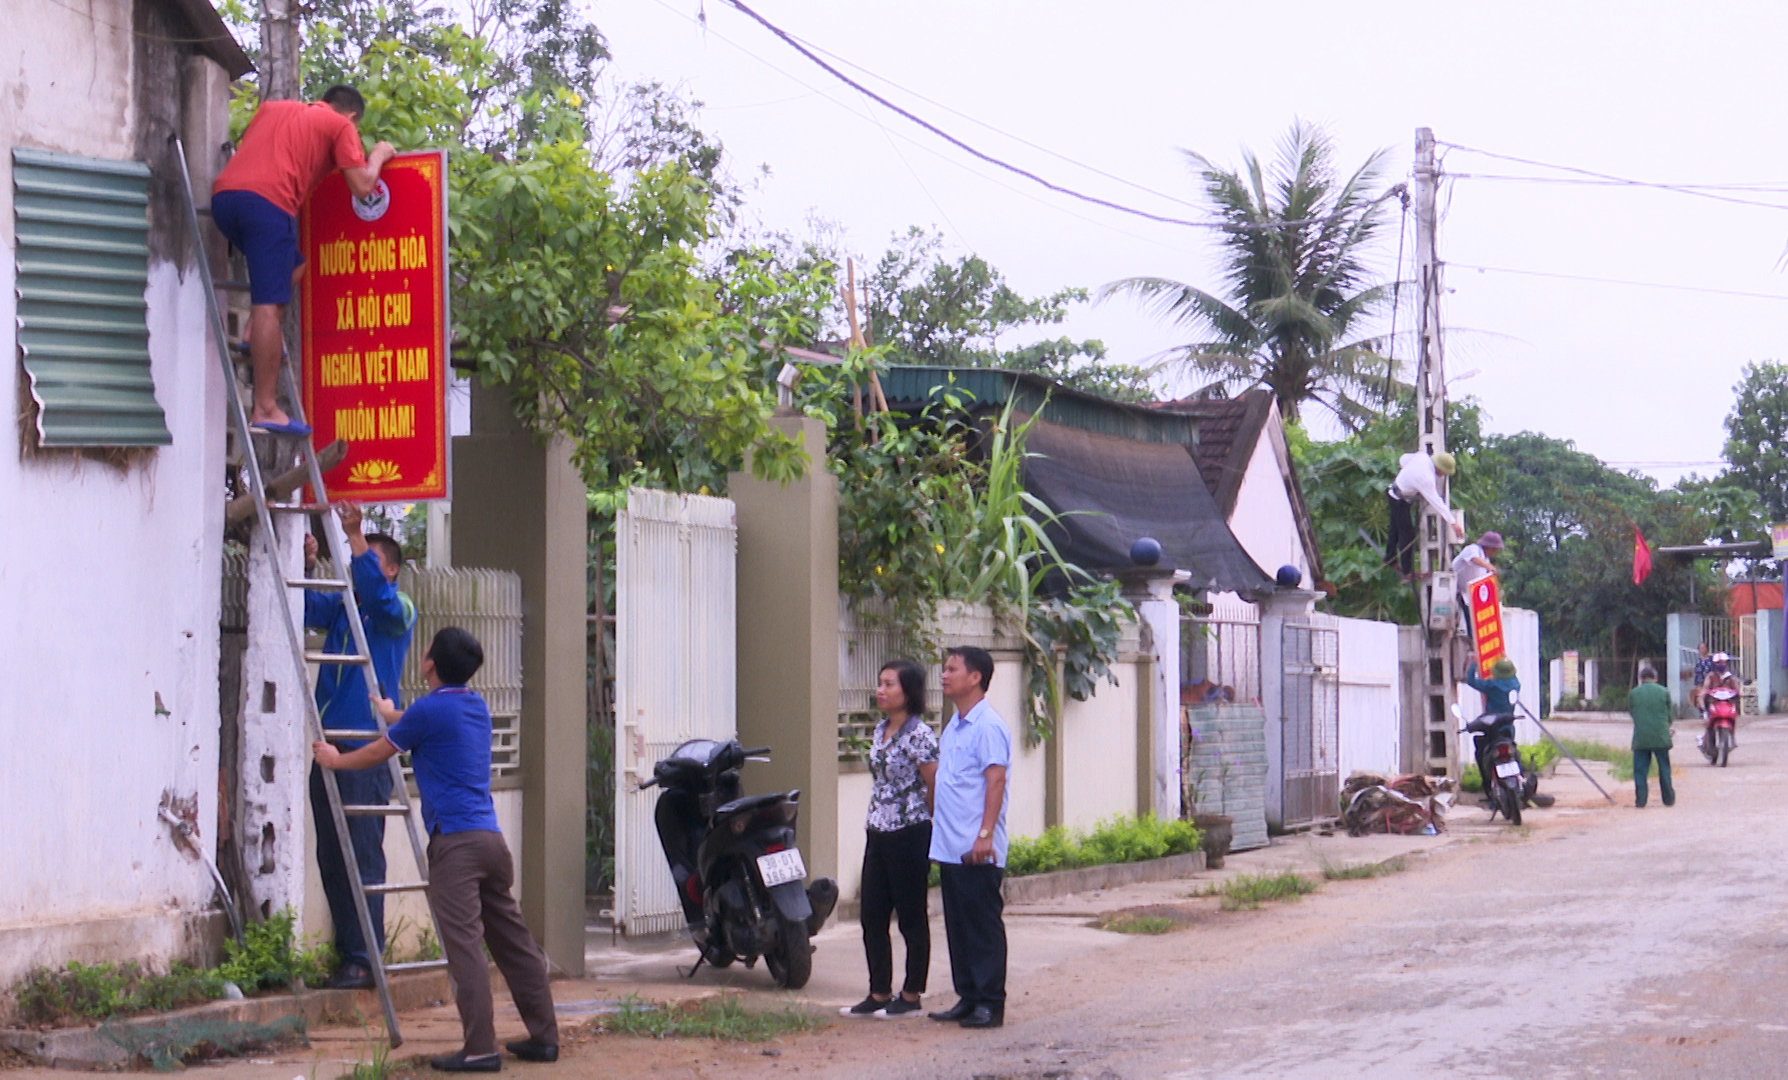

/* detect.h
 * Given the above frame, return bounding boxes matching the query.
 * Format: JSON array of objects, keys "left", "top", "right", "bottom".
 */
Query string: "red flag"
[{"left": 1633, "top": 525, "right": 1653, "bottom": 585}]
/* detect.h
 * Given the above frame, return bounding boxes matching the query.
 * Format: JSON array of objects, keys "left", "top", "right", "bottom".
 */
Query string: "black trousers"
[
  {"left": 1385, "top": 491, "right": 1417, "bottom": 574},
  {"left": 310, "top": 762, "right": 391, "bottom": 970},
  {"left": 860, "top": 823, "right": 932, "bottom": 996},
  {"left": 939, "top": 861, "right": 1006, "bottom": 1011}
]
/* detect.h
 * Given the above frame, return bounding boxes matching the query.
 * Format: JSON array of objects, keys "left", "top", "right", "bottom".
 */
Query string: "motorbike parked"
[
  {"left": 639, "top": 739, "right": 838, "bottom": 989},
  {"left": 1457, "top": 702, "right": 1531, "bottom": 826},
  {"left": 1701, "top": 687, "right": 1738, "bottom": 768}
]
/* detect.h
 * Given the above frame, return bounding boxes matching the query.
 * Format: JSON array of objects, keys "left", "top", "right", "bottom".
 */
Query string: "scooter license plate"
[
  {"left": 756, "top": 849, "right": 807, "bottom": 887},
  {"left": 1494, "top": 761, "right": 1522, "bottom": 779}
]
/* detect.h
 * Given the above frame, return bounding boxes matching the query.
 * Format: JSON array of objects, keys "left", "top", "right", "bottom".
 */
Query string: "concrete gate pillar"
[
  {"left": 238, "top": 516, "right": 307, "bottom": 922},
  {"left": 452, "top": 382, "right": 587, "bottom": 976},
  {"left": 1259, "top": 588, "right": 1319, "bottom": 832},
  {"left": 1119, "top": 568, "right": 1190, "bottom": 820},
  {"left": 729, "top": 417, "right": 841, "bottom": 882}
]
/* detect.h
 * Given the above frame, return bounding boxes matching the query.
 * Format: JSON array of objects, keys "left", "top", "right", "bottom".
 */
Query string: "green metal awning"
[{"left": 13, "top": 146, "right": 171, "bottom": 447}]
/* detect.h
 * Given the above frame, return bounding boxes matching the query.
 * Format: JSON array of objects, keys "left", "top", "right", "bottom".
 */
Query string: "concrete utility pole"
[
  {"left": 259, "top": 0, "right": 301, "bottom": 102},
  {"left": 237, "top": 0, "right": 306, "bottom": 925},
  {"left": 1412, "top": 127, "right": 1459, "bottom": 776}
]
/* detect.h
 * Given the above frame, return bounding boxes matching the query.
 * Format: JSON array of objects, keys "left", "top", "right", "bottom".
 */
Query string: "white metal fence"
[
  {"left": 613, "top": 488, "right": 738, "bottom": 936},
  {"left": 397, "top": 567, "right": 524, "bottom": 779}
]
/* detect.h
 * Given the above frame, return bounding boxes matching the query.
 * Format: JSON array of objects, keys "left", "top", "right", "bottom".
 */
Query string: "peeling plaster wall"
[{"left": 0, "top": 0, "right": 229, "bottom": 990}]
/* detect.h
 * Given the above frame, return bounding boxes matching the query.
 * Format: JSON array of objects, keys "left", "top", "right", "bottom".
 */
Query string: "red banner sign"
[
  {"left": 1469, "top": 575, "right": 1506, "bottom": 678},
  {"left": 300, "top": 150, "right": 449, "bottom": 502}
]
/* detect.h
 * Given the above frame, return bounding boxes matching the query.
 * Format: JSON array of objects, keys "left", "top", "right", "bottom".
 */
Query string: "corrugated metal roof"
[
  {"left": 13, "top": 146, "right": 171, "bottom": 447},
  {"left": 880, "top": 365, "right": 1200, "bottom": 446}
]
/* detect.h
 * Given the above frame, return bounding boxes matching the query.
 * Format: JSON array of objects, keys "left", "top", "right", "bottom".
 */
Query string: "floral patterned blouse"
[{"left": 865, "top": 716, "right": 939, "bottom": 833}]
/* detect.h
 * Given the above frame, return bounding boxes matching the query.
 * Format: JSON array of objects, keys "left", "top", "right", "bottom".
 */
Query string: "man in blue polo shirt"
[
  {"left": 927, "top": 645, "right": 1010, "bottom": 1031},
  {"left": 314, "top": 627, "right": 558, "bottom": 1072},
  {"left": 302, "top": 502, "right": 416, "bottom": 990}
]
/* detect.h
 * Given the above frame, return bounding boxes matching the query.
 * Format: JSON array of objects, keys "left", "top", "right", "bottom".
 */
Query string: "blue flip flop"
[{"left": 248, "top": 418, "right": 312, "bottom": 437}]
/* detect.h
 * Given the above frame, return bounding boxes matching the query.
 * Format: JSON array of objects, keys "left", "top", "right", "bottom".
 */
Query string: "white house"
[
  {"left": 1167, "top": 389, "right": 1322, "bottom": 589},
  {"left": 0, "top": 0, "right": 248, "bottom": 988}
]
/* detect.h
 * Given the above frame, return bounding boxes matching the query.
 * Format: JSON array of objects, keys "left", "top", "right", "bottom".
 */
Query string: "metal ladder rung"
[
  {"left": 342, "top": 804, "right": 411, "bottom": 816},
  {"left": 321, "top": 728, "right": 383, "bottom": 740},
  {"left": 289, "top": 578, "right": 349, "bottom": 589},
  {"left": 306, "top": 651, "right": 369, "bottom": 664},
  {"left": 271, "top": 503, "right": 331, "bottom": 514},
  {"left": 364, "top": 880, "right": 429, "bottom": 895},
  {"left": 384, "top": 959, "right": 450, "bottom": 974}
]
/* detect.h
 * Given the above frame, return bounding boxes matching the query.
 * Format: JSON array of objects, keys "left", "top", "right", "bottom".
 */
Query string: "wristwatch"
[{"left": 978, "top": 829, "right": 992, "bottom": 840}]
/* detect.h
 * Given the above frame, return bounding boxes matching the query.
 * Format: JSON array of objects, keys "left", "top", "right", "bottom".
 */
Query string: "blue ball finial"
[
  {"left": 1130, "top": 537, "right": 1163, "bottom": 567},
  {"left": 1275, "top": 564, "right": 1303, "bottom": 588}
]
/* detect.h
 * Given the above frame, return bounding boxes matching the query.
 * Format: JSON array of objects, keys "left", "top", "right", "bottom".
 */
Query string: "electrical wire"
[
  {"left": 652, "top": 0, "right": 1201, "bottom": 256},
  {"left": 1440, "top": 143, "right": 1788, "bottom": 212},
  {"left": 1452, "top": 261, "right": 1788, "bottom": 302},
  {"left": 773, "top": 28, "right": 1208, "bottom": 214},
  {"left": 713, "top": 0, "right": 1403, "bottom": 233},
  {"left": 1453, "top": 173, "right": 1788, "bottom": 193}
]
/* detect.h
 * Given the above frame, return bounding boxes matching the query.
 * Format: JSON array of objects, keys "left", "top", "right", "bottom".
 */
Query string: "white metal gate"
[
  {"left": 614, "top": 488, "right": 738, "bottom": 935},
  {"left": 1281, "top": 621, "right": 1340, "bottom": 828}
]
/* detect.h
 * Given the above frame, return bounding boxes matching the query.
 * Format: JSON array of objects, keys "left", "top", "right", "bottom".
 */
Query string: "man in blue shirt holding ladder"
[{"left": 314, "top": 627, "right": 558, "bottom": 1072}]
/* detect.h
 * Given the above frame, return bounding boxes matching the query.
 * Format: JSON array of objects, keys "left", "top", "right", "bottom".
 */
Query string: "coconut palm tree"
[{"left": 1102, "top": 121, "right": 1400, "bottom": 429}]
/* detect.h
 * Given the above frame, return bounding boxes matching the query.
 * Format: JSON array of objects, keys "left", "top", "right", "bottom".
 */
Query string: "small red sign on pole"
[
  {"left": 300, "top": 150, "right": 449, "bottom": 502},
  {"left": 1469, "top": 575, "right": 1506, "bottom": 678}
]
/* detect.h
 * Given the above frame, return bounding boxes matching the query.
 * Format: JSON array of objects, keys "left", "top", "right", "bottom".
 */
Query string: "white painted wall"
[
  {"left": 1336, "top": 616, "right": 1402, "bottom": 779},
  {"left": 0, "top": 0, "right": 230, "bottom": 987},
  {"left": 1458, "top": 607, "right": 1544, "bottom": 745},
  {"left": 1226, "top": 411, "right": 1310, "bottom": 587},
  {"left": 1057, "top": 658, "right": 1141, "bottom": 832}
]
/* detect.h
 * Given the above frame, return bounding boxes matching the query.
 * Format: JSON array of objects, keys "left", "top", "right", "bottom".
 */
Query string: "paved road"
[{"left": 850, "top": 716, "right": 1788, "bottom": 1079}]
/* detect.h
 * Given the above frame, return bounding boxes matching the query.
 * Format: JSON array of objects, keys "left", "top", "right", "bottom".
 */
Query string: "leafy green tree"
[
  {"left": 1722, "top": 360, "right": 1788, "bottom": 523},
  {"left": 1102, "top": 121, "right": 1396, "bottom": 427},
  {"left": 865, "top": 228, "right": 1156, "bottom": 402}
]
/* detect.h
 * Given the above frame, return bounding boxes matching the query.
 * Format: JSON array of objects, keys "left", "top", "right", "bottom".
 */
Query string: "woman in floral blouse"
[{"left": 841, "top": 659, "right": 939, "bottom": 1018}]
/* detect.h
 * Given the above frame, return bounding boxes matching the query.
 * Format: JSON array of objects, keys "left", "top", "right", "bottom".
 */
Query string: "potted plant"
[{"left": 1190, "top": 813, "right": 1233, "bottom": 868}]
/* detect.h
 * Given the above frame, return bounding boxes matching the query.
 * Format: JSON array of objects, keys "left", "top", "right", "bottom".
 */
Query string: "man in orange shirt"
[{"left": 212, "top": 85, "right": 395, "bottom": 435}]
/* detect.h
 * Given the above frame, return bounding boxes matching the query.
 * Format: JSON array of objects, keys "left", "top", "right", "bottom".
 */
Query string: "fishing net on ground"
[{"left": 1341, "top": 772, "right": 1457, "bottom": 837}]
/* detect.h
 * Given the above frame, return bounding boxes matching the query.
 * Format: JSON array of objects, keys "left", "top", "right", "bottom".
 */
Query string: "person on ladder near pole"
[
  {"left": 303, "top": 503, "right": 417, "bottom": 989},
  {"left": 210, "top": 84, "right": 395, "bottom": 435},
  {"left": 1384, "top": 450, "right": 1458, "bottom": 580}
]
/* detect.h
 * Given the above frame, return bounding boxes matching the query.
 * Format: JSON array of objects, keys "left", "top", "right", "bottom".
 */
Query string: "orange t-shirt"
[{"left": 213, "top": 101, "right": 369, "bottom": 216}]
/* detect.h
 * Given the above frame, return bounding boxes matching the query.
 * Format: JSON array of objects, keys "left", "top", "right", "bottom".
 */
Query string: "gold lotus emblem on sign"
[{"left": 348, "top": 458, "right": 402, "bottom": 484}]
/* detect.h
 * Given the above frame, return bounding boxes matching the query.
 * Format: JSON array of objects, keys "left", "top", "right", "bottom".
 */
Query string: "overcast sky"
[{"left": 596, "top": 0, "right": 1788, "bottom": 487}]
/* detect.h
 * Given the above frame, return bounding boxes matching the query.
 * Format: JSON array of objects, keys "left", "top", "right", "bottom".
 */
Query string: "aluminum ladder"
[{"left": 173, "top": 136, "right": 447, "bottom": 1046}]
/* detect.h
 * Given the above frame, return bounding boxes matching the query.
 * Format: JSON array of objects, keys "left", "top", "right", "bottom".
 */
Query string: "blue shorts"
[{"left": 211, "top": 189, "right": 302, "bottom": 306}]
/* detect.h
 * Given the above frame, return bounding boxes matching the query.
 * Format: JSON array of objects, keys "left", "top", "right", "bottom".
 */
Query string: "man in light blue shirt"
[{"left": 927, "top": 646, "right": 1010, "bottom": 1030}]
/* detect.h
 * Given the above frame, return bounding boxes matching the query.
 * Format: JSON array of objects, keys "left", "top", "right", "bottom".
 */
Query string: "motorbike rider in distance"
[{"left": 1701, "top": 652, "right": 1741, "bottom": 750}]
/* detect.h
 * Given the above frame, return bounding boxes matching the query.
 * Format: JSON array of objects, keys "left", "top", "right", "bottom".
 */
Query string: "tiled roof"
[{"left": 1154, "top": 389, "right": 1275, "bottom": 517}]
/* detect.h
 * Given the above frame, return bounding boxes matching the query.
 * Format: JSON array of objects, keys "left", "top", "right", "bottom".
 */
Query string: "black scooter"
[
  {"left": 1461, "top": 708, "right": 1536, "bottom": 826},
  {"left": 639, "top": 739, "right": 839, "bottom": 989}
]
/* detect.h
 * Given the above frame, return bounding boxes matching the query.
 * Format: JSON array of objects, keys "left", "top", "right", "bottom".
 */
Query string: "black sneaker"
[
  {"left": 878, "top": 996, "right": 923, "bottom": 1019},
  {"left": 839, "top": 995, "right": 889, "bottom": 1017}
]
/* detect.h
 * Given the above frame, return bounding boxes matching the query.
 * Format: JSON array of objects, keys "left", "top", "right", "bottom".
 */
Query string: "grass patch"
[
  {"left": 1320, "top": 857, "right": 1406, "bottom": 881},
  {"left": 13, "top": 909, "right": 332, "bottom": 1026},
  {"left": 1213, "top": 871, "right": 1319, "bottom": 911},
  {"left": 1005, "top": 814, "right": 1201, "bottom": 878},
  {"left": 1551, "top": 737, "right": 1634, "bottom": 781},
  {"left": 591, "top": 995, "right": 823, "bottom": 1042},
  {"left": 1099, "top": 914, "right": 1175, "bottom": 935},
  {"left": 1462, "top": 741, "right": 1564, "bottom": 793}
]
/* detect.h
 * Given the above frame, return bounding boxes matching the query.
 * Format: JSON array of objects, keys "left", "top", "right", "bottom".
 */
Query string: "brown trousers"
[{"left": 427, "top": 830, "right": 558, "bottom": 1056}]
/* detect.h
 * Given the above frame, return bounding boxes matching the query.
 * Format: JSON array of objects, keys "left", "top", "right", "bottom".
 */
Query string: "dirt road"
[{"left": 39, "top": 716, "right": 1787, "bottom": 1080}]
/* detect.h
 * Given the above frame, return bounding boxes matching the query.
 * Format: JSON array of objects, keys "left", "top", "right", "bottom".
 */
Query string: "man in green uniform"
[{"left": 1630, "top": 665, "right": 1674, "bottom": 808}]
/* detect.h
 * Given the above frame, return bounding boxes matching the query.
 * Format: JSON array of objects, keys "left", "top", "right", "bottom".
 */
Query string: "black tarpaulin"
[{"left": 1019, "top": 416, "right": 1273, "bottom": 594}]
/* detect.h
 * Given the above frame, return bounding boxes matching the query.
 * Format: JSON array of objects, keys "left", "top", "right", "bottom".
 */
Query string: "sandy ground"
[{"left": 22, "top": 714, "right": 1786, "bottom": 1079}]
